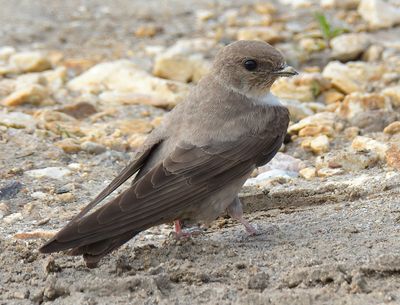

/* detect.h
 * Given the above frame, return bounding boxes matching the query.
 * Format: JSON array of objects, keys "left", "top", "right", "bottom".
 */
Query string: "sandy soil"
[{"left": 1, "top": 1, "right": 400, "bottom": 304}]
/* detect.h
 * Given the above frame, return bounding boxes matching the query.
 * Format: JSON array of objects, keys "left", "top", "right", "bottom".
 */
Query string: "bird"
[{"left": 39, "top": 40, "right": 298, "bottom": 268}]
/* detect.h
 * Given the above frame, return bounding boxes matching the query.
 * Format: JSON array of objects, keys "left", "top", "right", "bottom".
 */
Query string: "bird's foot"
[
  {"left": 238, "top": 216, "right": 259, "bottom": 236},
  {"left": 170, "top": 220, "right": 204, "bottom": 240}
]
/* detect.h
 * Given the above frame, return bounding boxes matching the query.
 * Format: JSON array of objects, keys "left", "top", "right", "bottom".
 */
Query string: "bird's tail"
[{"left": 40, "top": 230, "right": 139, "bottom": 268}]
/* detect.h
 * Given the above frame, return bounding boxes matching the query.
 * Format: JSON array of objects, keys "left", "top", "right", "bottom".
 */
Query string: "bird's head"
[{"left": 212, "top": 40, "right": 298, "bottom": 98}]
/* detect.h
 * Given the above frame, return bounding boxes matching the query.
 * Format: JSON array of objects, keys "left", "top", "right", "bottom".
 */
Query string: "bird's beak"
[{"left": 272, "top": 65, "right": 298, "bottom": 77}]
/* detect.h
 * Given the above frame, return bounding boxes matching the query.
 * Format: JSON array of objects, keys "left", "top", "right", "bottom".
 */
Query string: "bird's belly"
[{"left": 181, "top": 173, "right": 251, "bottom": 224}]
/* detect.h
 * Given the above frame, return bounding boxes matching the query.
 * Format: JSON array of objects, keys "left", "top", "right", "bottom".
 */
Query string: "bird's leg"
[
  {"left": 227, "top": 197, "right": 258, "bottom": 235},
  {"left": 172, "top": 220, "right": 204, "bottom": 239}
]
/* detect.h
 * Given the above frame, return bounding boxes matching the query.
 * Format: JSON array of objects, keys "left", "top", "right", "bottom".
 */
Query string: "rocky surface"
[{"left": 1, "top": 0, "right": 400, "bottom": 304}]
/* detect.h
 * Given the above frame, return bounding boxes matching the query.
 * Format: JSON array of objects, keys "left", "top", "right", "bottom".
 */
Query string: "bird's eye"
[{"left": 244, "top": 59, "right": 257, "bottom": 71}]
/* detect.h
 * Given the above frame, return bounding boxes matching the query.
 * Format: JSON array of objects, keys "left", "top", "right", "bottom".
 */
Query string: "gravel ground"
[{"left": 1, "top": 0, "right": 400, "bottom": 304}]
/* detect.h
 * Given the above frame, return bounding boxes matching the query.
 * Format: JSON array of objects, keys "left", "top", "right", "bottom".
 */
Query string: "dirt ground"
[{"left": 1, "top": 1, "right": 400, "bottom": 304}]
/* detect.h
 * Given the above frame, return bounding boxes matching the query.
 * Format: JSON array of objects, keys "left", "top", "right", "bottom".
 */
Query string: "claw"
[{"left": 171, "top": 220, "right": 204, "bottom": 239}]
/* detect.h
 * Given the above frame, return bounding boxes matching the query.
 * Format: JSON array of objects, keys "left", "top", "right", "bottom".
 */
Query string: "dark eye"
[{"left": 244, "top": 59, "right": 257, "bottom": 71}]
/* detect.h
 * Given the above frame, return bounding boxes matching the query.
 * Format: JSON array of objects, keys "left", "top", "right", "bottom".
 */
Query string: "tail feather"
[{"left": 40, "top": 230, "right": 139, "bottom": 268}]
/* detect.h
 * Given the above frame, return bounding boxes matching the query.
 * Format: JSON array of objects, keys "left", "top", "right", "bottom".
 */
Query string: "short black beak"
[{"left": 272, "top": 65, "right": 298, "bottom": 77}]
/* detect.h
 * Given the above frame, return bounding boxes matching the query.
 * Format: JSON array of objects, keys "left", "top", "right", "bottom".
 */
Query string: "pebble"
[
  {"left": 14, "top": 230, "right": 56, "bottom": 239},
  {"left": 67, "top": 60, "right": 190, "bottom": 107},
  {"left": 317, "top": 167, "right": 344, "bottom": 177},
  {"left": 81, "top": 141, "right": 107, "bottom": 154},
  {"left": 384, "top": 121, "right": 400, "bottom": 134},
  {"left": 382, "top": 86, "right": 400, "bottom": 107},
  {"left": 310, "top": 135, "right": 330, "bottom": 154},
  {"left": 299, "top": 167, "right": 317, "bottom": 179},
  {"left": 0, "top": 111, "right": 36, "bottom": 130},
  {"left": 337, "top": 92, "right": 392, "bottom": 119},
  {"left": 237, "top": 27, "right": 281, "bottom": 43},
  {"left": 288, "top": 112, "right": 337, "bottom": 135},
  {"left": 0, "top": 202, "right": 10, "bottom": 219},
  {"left": 9, "top": 51, "right": 52, "bottom": 73},
  {"left": 1, "top": 84, "right": 48, "bottom": 106},
  {"left": 247, "top": 272, "right": 269, "bottom": 291},
  {"left": 330, "top": 33, "right": 370, "bottom": 61},
  {"left": 386, "top": 145, "right": 400, "bottom": 170},
  {"left": 55, "top": 138, "right": 81, "bottom": 153},
  {"left": 358, "top": 0, "right": 400, "bottom": 29},
  {"left": 25, "top": 167, "right": 72, "bottom": 180},
  {"left": 153, "top": 39, "right": 214, "bottom": 83},
  {"left": 3, "top": 212, "right": 23, "bottom": 224},
  {"left": 0, "top": 46, "right": 16, "bottom": 61},
  {"left": 351, "top": 136, "right": 389, "bottom": 160},
  {"left": 280, "top": 99, "right": 314, "bottom": 121}
]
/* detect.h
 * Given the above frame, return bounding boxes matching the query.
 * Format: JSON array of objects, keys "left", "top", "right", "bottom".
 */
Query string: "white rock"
[
  {"left": 382, "top": 86, "right": 400, "bottom": 107},
  {"left": 258, "top": 152, "right": 305, "bottom": 174},
  {"left": 0, "top": 111, "right": 36, "bottom": 130},
  {"left": 31, "top": 191, "right": 48, "bottom": 200},
  {"left": 321, "top": 0, "right": 360, "bottom": 9},
  {"left": 0, "top": 46, "right": 16, "bottom": 62},
  {"left": 322, "top": 61, "right": 381, "bottom": 94},
  {"left": 358, "top": 0, "right": 400, "bottom": 29},
  {"left": 3, "top": 212, "right": 23, "bottom": 224},
  {"left": 153, "top": 39, "right": 214, "bottom": 83},
  {"left": 1, "top": 84, "right": 48, "bottom": 106},
  {"left": 310, "top": 135, "right": 330, "bottom": 154},
  {"left": 237, "top": 27, "right": 281, "bottom": 43},
  {"left": 244, "top": 170, "right": 296, "bottom": 186},
  {"left": 279, "top": 0, "right": 313, "bottom": 8},
  {"left": 288, "top": 112, "right": 337, "bottom": 134},
  {"left": 81, "top": 141, "right": 106, "bottom": 154},
  {"left": 351, "top": 136, "right": 389, "bottom": 160},
  {"left": 25, "top": 167, "right": 71, "bottom": 180},
  {"left": 68, "top": 60, "right": 189, "bottom": 107},
  {"left": 9, "top": 51, "right": 52, "bottom": 73},
  {"left": 330, "top": 33, "right": 370, "bottom": 61}
]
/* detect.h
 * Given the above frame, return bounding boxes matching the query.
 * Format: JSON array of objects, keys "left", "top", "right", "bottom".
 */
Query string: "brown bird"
[{"left": 40, "top": 40, "right": 297, "bottom": 268}]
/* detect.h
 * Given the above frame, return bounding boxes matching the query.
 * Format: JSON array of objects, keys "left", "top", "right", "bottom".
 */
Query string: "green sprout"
[{"left": 314, "top": 12, "right": 346, "bottom": 41}]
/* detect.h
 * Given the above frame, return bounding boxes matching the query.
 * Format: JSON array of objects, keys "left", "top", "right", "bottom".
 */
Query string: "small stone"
[
  {"left": 237, "top": 27, "right": 281, "bottom": 44},
  {"left": 117, "top": 119, "right": 153, "bottom": 135},
  {"left": 247, "top": 272, "right": 269, "bottom": 291},
  {"left": 3, "top": 212, "right": 23, "bottom": 224},
  {"left": 0, "top": 46, "right": 16, "bottom": 61},
  {"left": 57, "top": 102, "right": 97, "bottom": 119},
  {"left": 153, "top": 39, "right": 214, "bottom": 83},
  {"left": 384, "top": 122, "right": 400, "bottom": 134},
  {"left": 323, "top": 89, "right": 344, "bottom": 104},
  {"left": 363, "top": 45, "right": 383, "bottom": 62},
  {"left": 196, "top": 10, "right": 215, "bottom": 22},
  {"left": 316, "top": 150, "right": 378, "bottom": 172},
  {"left": 337, "top": 92, "right": 392, "bottom": 119},
  {"left": 55, "top": 138, "right": 81, "bottom": 154},
  {"left": 43, "top": 257, "right": 61, "bottom": 273},
  {"left": 309, "top": 135, "right": 330, "bottom": 154},
  {"left": 25, "top": 167, "right": 72, "bottom": 180},
  {"left": 330, "top": 33, "right": 370, "bottom": 61},
  {"left": 358, "top": 0, "right": 400, "bottom": 29},
  {"left": 0, "top": 202, "right": 10, "bottom": 219},
  {"left": 382, "top": 86, "right": 400, "bottom": 107},
  {"left": 99, "top": 91, "right": 172, "bottom": 108},
  {"left": 14, "top": 230, "right": 56, "bottom": 240},
  {"left": 81, "top": 141, "right": 106, "bottom": 154},
  {"left": 320, "top": 0, "right": 360, "bottom": 9},
  {"left": 386, "top": 145, "right": 400, "bottom": 170},
  {"left": 134, "top": 24, "right": 162, "bottom": 38},
  {"left": 128, "top": 134, "right": 148, "bottom": 149},
  {"left": 298, "top": 125, "right": 334, "bottom": 137},
  {"left": 272, "top": 78, "right": 315, "bottom": 102},
  {"left": 317, "top": 167, "right": 344, "bottom": 177},
  {"left": 288, "top": 112, "right": 338, "bottom": 134},
  {"left": 344, "top": 126, "right": 360, "bottom": 139},
  {"left": 322, "top": 61, "right": 382, "bottom": 94},
  {"left": 0, "top": 112, "right": 37, "bottom": 130},
  {"left": 31, "top": 191, "right": 48, "bottom": 200},
  {"left": 351, "top": 136, "right": 389, "bottom": 160},
  {"left": 299, "top": 38, "right": 327, "bottom": 53},
  {"left": 254, "top": 3, "right": 277, "bottom": 14},
  {"left": 299, "top": 167, "right": 317, "bottom": 179},
  {"left": 68, "top": 60, "right": 189, "bottom": 107},
  {"left": 1, "top": 84, "right": 48, "bottom": 106},
  {"left": 9, "top": 51, "right": 52, "bottom": 73},
  {"left": 349, "top": 110, "right": 398, "bottom": 133},
  {"left": 350, "top": 271, "right": 370, "bottom": 293}
]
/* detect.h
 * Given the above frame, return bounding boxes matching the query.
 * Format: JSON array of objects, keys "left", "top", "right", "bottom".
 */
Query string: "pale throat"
[{"left": 253, "top": 92, "right": 282, "bottom": 106}]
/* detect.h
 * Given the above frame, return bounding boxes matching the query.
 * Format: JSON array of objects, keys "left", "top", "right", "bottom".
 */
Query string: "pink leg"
[
  {"left": 227, "top": 197, "right": 258, "bottom": 236},
  {"left": 172, "top": 220, "right": 203, "bottom": 239}
]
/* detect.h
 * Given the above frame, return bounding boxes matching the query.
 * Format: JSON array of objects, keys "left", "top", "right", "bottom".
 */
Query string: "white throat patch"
[{"left": 255, "top": 92, "right": 282, "bottom": 106}]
